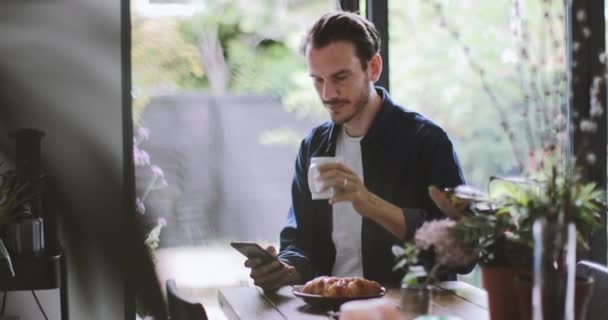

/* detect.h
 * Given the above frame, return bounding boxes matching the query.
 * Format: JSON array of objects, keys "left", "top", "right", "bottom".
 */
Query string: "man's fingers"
[
  {"left": 250, "top": 260, "right": 282, "bottom": 278},
  {"left": 244, "top": 258, "right": 262, "bottom": 268},
  {"left": 428, "top": 185, "right": 464, "bottom": 220},
  {"left": 284, "top": 264, "right": 296, "bottom": 273},
  {"left": 318, "top": 175, "right": 359, "bottom": 192},
  {"left": 329, "top": 193, "right": 353, "bottom": 205},
  {"left": 316, "top": 171, "right": 340, "bottom": 184},
  {"left": 250, "top": 261, "right": 281, "bottom": 279},
  {"left": 318, "top": 163, "right": 351, "bottom": 174},
  {"left": 266, "top": 245, "right": 277, "bottom": 256},
  {"left": 254, "top": 266, "right": 292, "bottom": 287}
]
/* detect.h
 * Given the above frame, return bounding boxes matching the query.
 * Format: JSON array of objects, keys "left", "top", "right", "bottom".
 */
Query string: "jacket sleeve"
[
  {"left": 401, "top": 129, "right": 466, "bottom": 241},
  {"left": 276, "top": 139, "right": 317, "bottom": 282}
]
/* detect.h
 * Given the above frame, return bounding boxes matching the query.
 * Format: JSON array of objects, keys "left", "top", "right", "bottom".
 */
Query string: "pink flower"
[{"left": 414, "top": 219, "right": 478, "bottom": 267}]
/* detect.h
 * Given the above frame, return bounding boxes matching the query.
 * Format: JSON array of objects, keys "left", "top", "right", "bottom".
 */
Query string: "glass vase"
[
  {"left": 531, "top": 218, "right": 576, "bottom": 320},
  {"left": 401, "top": 283, "right": 431, "bottom": 320}
]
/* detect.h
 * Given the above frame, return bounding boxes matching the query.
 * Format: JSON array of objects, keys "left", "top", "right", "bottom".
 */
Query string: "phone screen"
[{"left": 230, "top": 242, "right": 277, "bottom": 263}]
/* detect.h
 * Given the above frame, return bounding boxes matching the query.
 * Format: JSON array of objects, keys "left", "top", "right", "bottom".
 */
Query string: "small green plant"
[
  {"left": 0, "top": 163, "right": 31, "bottom": 277},
  {"left": 0, "top": 164, "right": 31, "bottom": 226}
]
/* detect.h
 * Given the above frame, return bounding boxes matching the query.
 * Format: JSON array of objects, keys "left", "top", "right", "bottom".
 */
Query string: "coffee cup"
[{"left": 308, "top": 156, "right": 343, "bottom": 200}]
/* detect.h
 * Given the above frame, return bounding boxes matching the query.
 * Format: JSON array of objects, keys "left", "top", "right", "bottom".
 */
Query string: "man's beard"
[
  {"left": 324, "top": 78, "right": 371, "bottom": 125},
  {"left": 338, "top": 81, "right": 370, "bottom": 125}
]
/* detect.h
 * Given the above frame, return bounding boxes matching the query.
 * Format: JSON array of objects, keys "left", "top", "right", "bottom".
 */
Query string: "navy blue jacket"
[{"left": 277, "top": 87, "right": 466, "bottom": 286}]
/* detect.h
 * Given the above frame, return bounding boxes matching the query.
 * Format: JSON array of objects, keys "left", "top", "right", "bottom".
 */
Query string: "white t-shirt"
[{"left": 331, "top": 127, "right": 364, "bottom": 277}]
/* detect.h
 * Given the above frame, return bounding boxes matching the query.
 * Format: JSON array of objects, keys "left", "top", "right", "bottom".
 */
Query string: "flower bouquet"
[
  {"left": 392, "top": 218, "right": 479, "bottom": 286},
  {"left": 392, "top": 216, "right": 479, "bottom": 319}
]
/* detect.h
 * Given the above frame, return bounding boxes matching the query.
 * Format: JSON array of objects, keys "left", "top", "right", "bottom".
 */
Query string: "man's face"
[{"left": 306, "top": 41, "right": 371, "bottom": 125}]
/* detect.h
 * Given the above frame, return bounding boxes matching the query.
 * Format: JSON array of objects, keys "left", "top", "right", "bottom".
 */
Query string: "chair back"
[
  {"left": 166, "top": 279, "right": 209, "bottom": 320},
  {"left": 576, "top": 260, "right": 608, "bottom": 320}
]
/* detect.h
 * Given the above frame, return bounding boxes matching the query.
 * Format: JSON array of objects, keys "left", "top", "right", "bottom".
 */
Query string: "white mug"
[{"left": 308, "top": 156, "right": 343, "bottom": 200}]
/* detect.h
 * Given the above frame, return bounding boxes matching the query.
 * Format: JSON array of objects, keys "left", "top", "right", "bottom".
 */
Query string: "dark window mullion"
[
  {"left": 568, "top": 0, "right": 607, "bottom": 264},
  {"left": 338, "top": 0, "right": 359, "bottom": 12},
  {"left": 366, "top": 0, "right": 389, "bottom": 91}
]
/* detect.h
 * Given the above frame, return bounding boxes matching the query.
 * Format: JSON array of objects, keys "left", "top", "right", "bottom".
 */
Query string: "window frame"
[{"left": 568, "top": 0, "right": 607, "bottom": 264}]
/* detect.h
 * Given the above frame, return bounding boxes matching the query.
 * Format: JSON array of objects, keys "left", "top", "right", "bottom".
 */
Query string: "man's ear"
[{"left": 368, "top": 53, "right": 383, "bottom": 82}]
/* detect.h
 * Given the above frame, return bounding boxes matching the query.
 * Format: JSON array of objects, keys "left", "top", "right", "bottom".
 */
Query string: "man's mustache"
[{"left": 323, "top": 99, "right": 350, "bottom": 106}]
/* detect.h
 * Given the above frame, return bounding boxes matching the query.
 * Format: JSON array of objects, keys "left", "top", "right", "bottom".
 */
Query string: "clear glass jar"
[{"left": 400, "top": 283, "right": 431, "bottom": 320}]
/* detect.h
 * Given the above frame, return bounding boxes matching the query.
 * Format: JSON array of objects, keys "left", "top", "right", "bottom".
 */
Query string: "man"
[{"left": 245, "top": 11, "right": 466, "bottom": 291}]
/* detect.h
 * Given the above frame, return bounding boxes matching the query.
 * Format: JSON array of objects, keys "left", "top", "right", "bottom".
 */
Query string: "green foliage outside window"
[
  {"left": 132, "top": 0, "right": 331, "bottom": 124},
  {"left": 389, "top": 0, "right": 566, "bottom": 188}
]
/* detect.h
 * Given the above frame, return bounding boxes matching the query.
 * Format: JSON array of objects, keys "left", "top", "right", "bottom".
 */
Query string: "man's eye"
[{"left": 335, "top": 76, "right": 347, "bottom": 81}]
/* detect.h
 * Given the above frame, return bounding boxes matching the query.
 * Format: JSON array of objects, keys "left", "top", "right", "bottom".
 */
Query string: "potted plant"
[
  {"left": 491, "top": 167, "right": 600, "bottom": 320},
  {"left": 429, "top": 164, "right": 604, "bottom": 320}
]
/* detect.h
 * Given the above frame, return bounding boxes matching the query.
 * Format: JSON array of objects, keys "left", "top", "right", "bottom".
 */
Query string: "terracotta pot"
[
  {"left": 514, "top": 274, "right": 594, "bottom": 320},
  {"left": 481, "top": 265, "right": 530, "bottom": 320}
]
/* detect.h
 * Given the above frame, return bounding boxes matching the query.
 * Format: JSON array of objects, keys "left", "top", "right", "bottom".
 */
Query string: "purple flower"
[
  {"left": 137, "top": 127, "right": 150, "bottom": 141},
  {"left": 133, "top": 146, "right": 150, "bottom": 166},
  {"left": 136, "top": 197, "right": 146, "bottom": 215},
  {"left": 150, "top": 165, "right": 164, "bottom": 178},
  {"left": 158, "top": 217, "right": 167, "bottom": 227},
  {"left": 415, "top": 219, "right": 478, "bottom": 267}
]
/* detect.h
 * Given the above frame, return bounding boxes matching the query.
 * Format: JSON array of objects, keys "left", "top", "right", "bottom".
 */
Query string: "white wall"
[{"left": 0, "top": 1, "right": 130, "bottom": 319}]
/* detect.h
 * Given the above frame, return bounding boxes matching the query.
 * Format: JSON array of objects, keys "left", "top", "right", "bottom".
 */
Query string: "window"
[
  {"left": 389, "top": 0, "right": 568, "bottom": 285},
  {"left": 131, "top": 1, "right": 334, "bottom": 318}
]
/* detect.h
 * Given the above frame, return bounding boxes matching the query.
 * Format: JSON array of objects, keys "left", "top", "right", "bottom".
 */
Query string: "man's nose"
[{"left": 322, "top": 81, "right": 338, "bottom": 101}]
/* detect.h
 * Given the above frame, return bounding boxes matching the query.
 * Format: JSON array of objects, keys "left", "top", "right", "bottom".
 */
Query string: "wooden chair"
[
  {"left": 166, "top": 279, "right": 209, "bottom": 320},
  {"left": 576, "top": 260, "right": 608, "bottom": 320}
]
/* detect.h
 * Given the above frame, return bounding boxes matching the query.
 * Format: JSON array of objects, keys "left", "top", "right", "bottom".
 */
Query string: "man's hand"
[
  {"left": 428, "top": 185, "right": 466, "bottom": 220},
  {"left": 316, "top": 163, "right": 374, "bottom": 217},
  {"left": 244, "top": 245, "right": 298, "bottom": 292},
  {"left": 316, "top": 162, "right": 406, "bottom": 239}
]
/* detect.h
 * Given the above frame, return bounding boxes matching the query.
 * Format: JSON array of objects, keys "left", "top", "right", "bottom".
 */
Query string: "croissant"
[{"left": 301, "top": 276, "right": 382, "bottom": 297}]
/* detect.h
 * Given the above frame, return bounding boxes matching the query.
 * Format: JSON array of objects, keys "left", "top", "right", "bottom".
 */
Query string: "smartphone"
[{"left": 230, "top": 242, "right": 278, "bottom": 264}]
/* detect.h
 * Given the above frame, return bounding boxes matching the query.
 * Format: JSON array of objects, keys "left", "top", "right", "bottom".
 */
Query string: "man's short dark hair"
[{"left": 300, "top": 11, "right": 381, "bottom": 70}]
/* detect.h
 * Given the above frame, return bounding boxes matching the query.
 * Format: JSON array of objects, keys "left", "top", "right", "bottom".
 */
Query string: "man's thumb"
[{"left": 266, "top": 245, "right": 277, "bottom": 256}]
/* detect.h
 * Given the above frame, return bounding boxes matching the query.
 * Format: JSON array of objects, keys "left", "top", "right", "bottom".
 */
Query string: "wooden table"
[{"left": 218, "top": 281, "right": 489, "bottom": 319}]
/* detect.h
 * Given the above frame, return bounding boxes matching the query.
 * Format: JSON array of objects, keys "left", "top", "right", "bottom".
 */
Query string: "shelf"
[{"left": 0, "top": 253, "right": 62, "bottom": 291}]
